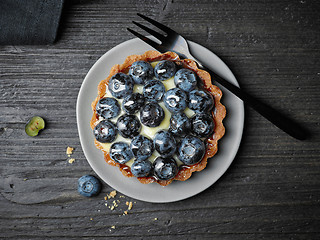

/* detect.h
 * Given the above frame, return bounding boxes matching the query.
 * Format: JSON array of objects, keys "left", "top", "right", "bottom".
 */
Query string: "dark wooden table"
[{"left": 1, "top": 0, "right": 319, "bottom": 239}]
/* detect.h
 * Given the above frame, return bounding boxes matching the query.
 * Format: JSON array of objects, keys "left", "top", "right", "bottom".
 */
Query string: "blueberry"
[
  {"left": 153, "top": 157, "right": 178, "bottom": 181},
  {"left": 96, "top": 97, "right": 120, "bottom": 119},
  {"left": 110, "top": 142, "right": 133, "bottom": 164},
  {"left": 108, "top": 72, "right": 134, "bottom": 99},
  {"left": 131, "top": 159, "right": 153, "bottom": 177},
  {"left": 129, "top": 61, "right": 154, "bottom": 84},
  {"left": 130, "top": 135, "right": 154, "bottom": 160},
  {"left": 154, "top": 60, "right": 176, "bottom": 80},
  {"left": 122, "top": 93, "right": 145, "bottom": 114},
  {"left": 163, "top": 88, "right": 188, "bottom": 112},
  {"left": 143, "top": 79, "right": 166, "bottom": 102},
  {"left": 188, "top": 89, "right": 214, "bottom": 112},
  {"left": 169, "top": 112, "right": 191, "bottom": 136},
  {"left": 78, "top": 175, "right": 101, "bottom": 197},
  {"left": 178, "top": 135, "right": 206, "bottom": 165},
  {"left": 154, "top": 130, "right": 177, "bottom": 157},
  {"left": 174, "top": 68, "right": 197, "bottom": 92},
  {"left": 140, "top": 102, "right": 165, "bottom": 127},
  {"left": 191, "top": 113, "right": 215, "bottom": 138},
  {"left": 116, "top": 114, "right": 141, "bottom": 138},
  {"left": 93, "top": 120, "right": 117, "bottom": 143}
]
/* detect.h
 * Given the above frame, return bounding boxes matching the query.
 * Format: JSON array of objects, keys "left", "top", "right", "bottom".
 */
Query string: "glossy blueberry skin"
[
  {"left": 154, "top": 130, "right": 177, "bottom": 157},
  {"left": 143, "top": 79, "right": 166, "bottom": 102},
  {"left": 169, "top": 112, "right": 191, "bottom": 137},
  {"left": 108, "top": 72, "right": 134, "bottom": 99},
  {"left": 96, "top": 97, "right": 120, "bottom": 119},
  {"left": 110, "top": 142, "right": 133, "bottom": 164},
  {"left": 191, "top": 113, "right": 215, "bottom": 138},
  {"left": 177, "top": 135, "right": 206, "bottom": 165},
  {"left": 163, "top": 88, "right": 188, "bottom": 112},
  {"left": 154, "top": 60, "right": 177, "bottom": 80},
  {"left": 153, "top": 157, "right": 178, "bottom": 181},
  {"left": 188, "top": 89, "right": 214, "bottom": 112},
  {"left": 78, "top": 175, "right": 101, "bottom": 197},
  {"left": 131, "top": 159, "right": 153, "bottom": 177},
  {"left": 174, "top": 68, "right": 197, "bottom": 92},
  {"left": 140, "top": 102, "right": 165, "bottom": 127},
  {"left": 116, "top": 114, "right": 141, "bottom": 138},
  {"left": 130, "top": 135, "right": 154, "bottom": 160},
  {"left": 122, "top": 93, "right": 145, "bottom": 114},
  {"left": 129, "top": 61, "right": 154, "bottom": 84},
  {"left": 93, "top": 120, "right": 117, "bottom": 143}
]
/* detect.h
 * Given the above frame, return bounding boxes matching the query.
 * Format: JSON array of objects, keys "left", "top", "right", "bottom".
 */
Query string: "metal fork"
[{"left": 127, "top": 13, "right": 307, "bottom": 140}]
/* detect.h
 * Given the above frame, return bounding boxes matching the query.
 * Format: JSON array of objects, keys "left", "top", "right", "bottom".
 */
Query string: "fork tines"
[
  {"left": 127, "top": 27, "right": 160, "bottom": 50},
  {"left": 127, "top": 13, "right": 176, "bottom": 52}
]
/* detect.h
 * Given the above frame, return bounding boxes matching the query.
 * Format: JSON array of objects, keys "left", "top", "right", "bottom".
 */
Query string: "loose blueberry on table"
[
  {"left": 92, "top": 57, "right": 219, "bottom": 184},
  {"left": 78, "top": 175, "right": 101, "bottom": 197}
]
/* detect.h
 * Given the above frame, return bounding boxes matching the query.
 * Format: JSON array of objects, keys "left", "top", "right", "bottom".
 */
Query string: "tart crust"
[{"left": 90, "top": 50, "right": 226, "bottom": 186}]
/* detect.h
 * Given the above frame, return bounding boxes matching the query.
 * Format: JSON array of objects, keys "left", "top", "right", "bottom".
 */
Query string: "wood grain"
[{"left": 0, "top": 0, "right": 319, "bottom": 239}]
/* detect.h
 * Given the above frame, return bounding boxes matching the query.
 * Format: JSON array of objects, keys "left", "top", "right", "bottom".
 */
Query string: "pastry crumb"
[
  {"left": 106, "top": 190, "right": 117, "bottom": 199},
  {"left": 128, "top": 201, "right": 133, "bottom": 210},
  {"left": 103, "top": 191, "right": 133, "bottom": 215},
  {"left": 68, "top": 158, "right": 75, "bottom": 164},
  {"left": 66, "top": 146, "right": 74, "bottom": 155}
]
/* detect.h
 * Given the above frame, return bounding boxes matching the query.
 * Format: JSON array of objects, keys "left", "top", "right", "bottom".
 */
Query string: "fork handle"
[{"left": 201, "top": 65, "right": 308, "bottom": 140}]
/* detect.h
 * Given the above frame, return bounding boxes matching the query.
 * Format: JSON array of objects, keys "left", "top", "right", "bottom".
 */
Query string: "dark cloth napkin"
[{"left": 0, "top": 0, "right": 64, "bottom": 45}]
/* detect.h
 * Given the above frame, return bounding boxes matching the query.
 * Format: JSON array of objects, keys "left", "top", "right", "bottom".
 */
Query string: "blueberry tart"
[{"left": 90, "top": 51, "right": 226, "bottom": 186}]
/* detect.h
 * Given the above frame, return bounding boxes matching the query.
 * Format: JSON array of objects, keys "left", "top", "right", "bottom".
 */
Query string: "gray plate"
[{"left": 76, "top": 38, "right": 244, "bottom": 203}]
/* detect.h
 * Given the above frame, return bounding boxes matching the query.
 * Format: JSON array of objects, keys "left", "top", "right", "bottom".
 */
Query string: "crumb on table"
[
  {"left": 66, "top": 146, "right": 74, "bottom": 156},
  {"left": 107, "top": 190, "right": 117, "bottom": 199},
  {"left": 126, "top": 201, "right": 133, "bottom": 210},
  {"left": 68, "top": 158, "right": 75, "bottom": 164}
]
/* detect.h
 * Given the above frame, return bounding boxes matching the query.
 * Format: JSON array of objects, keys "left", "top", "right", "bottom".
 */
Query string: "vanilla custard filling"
[{"left": 98, "top": 62, "right": 195, "bottom": 167}]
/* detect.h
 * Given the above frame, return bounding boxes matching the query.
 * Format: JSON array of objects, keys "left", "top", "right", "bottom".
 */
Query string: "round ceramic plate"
[{"left": 77, "top": 38, "right": 244, "bottom": 203}]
